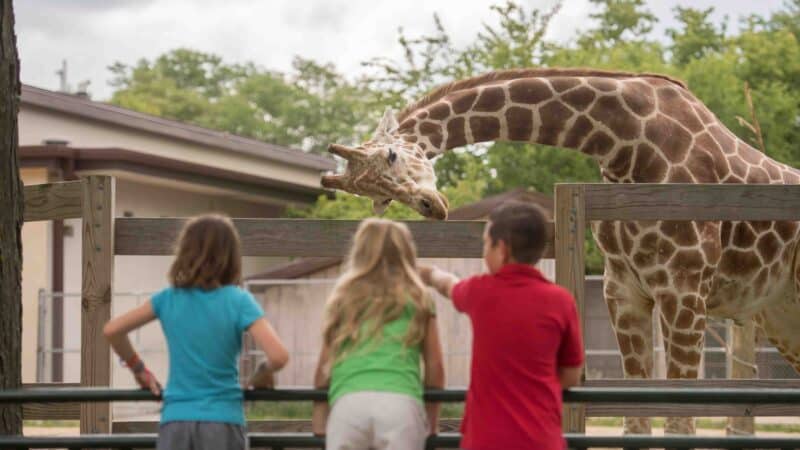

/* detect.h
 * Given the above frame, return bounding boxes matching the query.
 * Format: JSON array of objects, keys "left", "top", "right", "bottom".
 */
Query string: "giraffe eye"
[{"left": 387, "top": 149, "right": 397, "bottom": 164}]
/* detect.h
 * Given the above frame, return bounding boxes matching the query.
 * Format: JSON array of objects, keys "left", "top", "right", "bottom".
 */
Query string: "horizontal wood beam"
[
  {"left": 23, "top": 180, "right": 83, "bottom": 222},
  {"left": 115, "top": 218, "right": 556, "bottom": 259},
  {"left": 580, "top": 183, "right": 800, "bottom": 221}
]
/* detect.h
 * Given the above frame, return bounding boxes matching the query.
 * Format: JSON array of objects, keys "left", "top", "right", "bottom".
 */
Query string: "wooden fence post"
[
  {"left": 555, "top": 184, "right": 586, "bottom": 433},
  {"left": 726, "top": 319, "right": 756, "bottom": 436},
  {"left": 80, "top": 176, "right": 115, "bottom": 435}
]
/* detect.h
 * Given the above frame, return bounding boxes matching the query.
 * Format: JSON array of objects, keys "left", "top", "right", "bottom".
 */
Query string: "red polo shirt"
[{"left": 452, "top": 264, "right": 584, "bottom": 450}]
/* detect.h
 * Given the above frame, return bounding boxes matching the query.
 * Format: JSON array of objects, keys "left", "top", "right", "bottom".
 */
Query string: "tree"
[
  {"left": 667, "top": 7, "right": 727, "bottom": 66},
  {"left": 578, "top": 0, "right": 657, "bottom": 48},
  {"left": 0, "top": 0, "right": 23, "bottom": 436}
]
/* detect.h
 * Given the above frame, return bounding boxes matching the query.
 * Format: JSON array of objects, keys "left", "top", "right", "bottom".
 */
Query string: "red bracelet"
[{"left": 124, "top": 353, "right": 145, "bottom": 374}]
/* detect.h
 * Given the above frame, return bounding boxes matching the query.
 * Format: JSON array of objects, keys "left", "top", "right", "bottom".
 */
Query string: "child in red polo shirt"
[{"left": 420, "top": 201, "right": 584, "bottom": 450}]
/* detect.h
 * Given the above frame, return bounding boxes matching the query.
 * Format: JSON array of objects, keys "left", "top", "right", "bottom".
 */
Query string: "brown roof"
[
  {"left": 21, "top": 85, "right": 335, "bottom": 172},
  {"left": 245, "top": 187, "right": 553, "bottom": 285}
]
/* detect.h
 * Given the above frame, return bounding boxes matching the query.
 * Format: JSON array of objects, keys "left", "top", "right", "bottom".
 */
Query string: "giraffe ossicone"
[{"left": 323, "top": 67, "right": 800, "bottom": 437}]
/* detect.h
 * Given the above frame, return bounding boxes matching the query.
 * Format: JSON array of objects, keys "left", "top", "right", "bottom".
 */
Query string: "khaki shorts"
[{"left": 326, "top": 391, "right": 428, "bottom": 450}]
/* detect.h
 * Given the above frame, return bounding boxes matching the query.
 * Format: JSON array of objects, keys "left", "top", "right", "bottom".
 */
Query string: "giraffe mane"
[{"left": 397, "top": 67, "right": 688, "bottom": 122}]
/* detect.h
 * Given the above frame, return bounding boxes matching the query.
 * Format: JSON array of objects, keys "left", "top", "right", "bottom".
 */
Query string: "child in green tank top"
[{"left": 312, "top": 218, "right": 445, "bottom": 450}]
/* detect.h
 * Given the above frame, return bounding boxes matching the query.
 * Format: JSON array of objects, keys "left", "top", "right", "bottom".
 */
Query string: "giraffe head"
[{"left": 321, "top": 109, "right": 450, "bottom": 220}]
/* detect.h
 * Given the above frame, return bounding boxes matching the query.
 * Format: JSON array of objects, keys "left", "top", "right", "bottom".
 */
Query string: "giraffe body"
[{"left": 324, "top": 68, "right": 800, "bottom": 435}]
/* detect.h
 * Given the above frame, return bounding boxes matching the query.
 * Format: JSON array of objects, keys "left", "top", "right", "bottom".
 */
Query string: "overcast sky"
[{"left": 15, "top": 0, "right": 786, "bottom": 100}]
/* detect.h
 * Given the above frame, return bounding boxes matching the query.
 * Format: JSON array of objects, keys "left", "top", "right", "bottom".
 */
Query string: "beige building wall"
[
  {"left": 18, "top": 106, "right": 322, "bottom": 191},
  {"left": 20, "top": 167, "right": 51, "bottom": 383}
]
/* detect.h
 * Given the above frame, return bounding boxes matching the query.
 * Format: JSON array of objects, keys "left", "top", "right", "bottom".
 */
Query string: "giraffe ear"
[{"left": 372, "top": 108, "right": 399, "bottom": 143}]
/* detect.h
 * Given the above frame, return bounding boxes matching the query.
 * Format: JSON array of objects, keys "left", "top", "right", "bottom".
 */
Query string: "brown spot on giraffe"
[
  {"left": 420, "top": 121, "right": 443, "bottom": 149},
  {"left": 644, "top": 270, "right": 669, "bottom": 287},
  {"left": 428, "top": 102, "right": 451, "bottom": 120},
  {"left": 607, "top": 145, "right": 634, "bottom": 179},
  {"left": 581, "top": 130, "right": 616, "bottom": 157},
  {"left": 692, "top": 103, "right": 715, "bottom": 125},
  {"left": 757, "top": 232, "right": 781, "bottom": 264},
  {"left": 563, "top": 115, "right": 594, "bottom": 149},
  {"left": 508, "top": 79, "right": 551, "bottom": 104},
  {"left": 620, "top": 81, "right": 655, "bottom": 117},
  {"left": 774, "top": 221, "right": 798, "bottom": 241},
  {"left": 657, "top": 87, "right": 704, "bottom": 132},
  {"left": 631, "top": 144, "right": 668, "bottom": 182},
  {"left": 468, "top": 116, "right": 500, "bottom": 142},
  {"left": 446, "top": 117, "right": 467, "bottom": 149},
  {"left": 588, "top": 78, "right": 618, "bottom": 92},
  {"left": 656, "top": 238, "right": 676, "bottom": 264},
  {"left": 739, "top": 144, "right": 764, "bottom": 165},
  {"left": 661, "top": 293, "right": 678, "bottom": 323},
  {"left": 732, "top": 222, "right": 757, "bottom": 248},
  {"left": 719, "top": 250, "right": 761, "bottom": 277},
  {"left": 645, "top": 114, "right": 693, "bottom": 163},
  {"left": 624, "top": 357, "right": 645, "bottom": 376},
  {"left": 618, "top": 334, "right": 633, "bottom": 354},
  {"left": 668, "top": 166, "right": 694, "bottom": 183},
  {"left": 451, "top": 90, "right": 478, "bottom": 114},
  {"left": 687, "top": 149, "right": 719, "bottom": 183},
  {"left": 550, "top": 77, "right": 581, "bottom": 92},
  {"left": 751, "top": 220, "right": 772, "bottom": 233},
  {"left": 539, "top": 100, "right": 574, "bottom": 146},
  {"left": 504, "top": 106, "right": 533, "bottom": 141},
  {"left": 474, "top": 86, "right": 507, "bottom": 112},
  {"left": 561, "top": 86, "right": 596, "bottom": 111},
  {"left": 708, "top": 125, "right": 736, "bottom": 154},
  {"left": 589, "top": 95, "right": 640, "bottom": 140},
  {"left": 728, "top": 156, "right": 748, "bottom": 179},
  {"left": 763, "top": 160, "right": 782, "bottom": 181},
  {"left": 631, "top": 334, "right": 645, "bottom": 354},
  {"left": 669, "top": 249, "right": 705, "bottom": 273},
  {"left": 675, "top": 309, "right": 695, "bottom": 329},
  {"left": 398, "top": 119, "right": 416, "bottom": 134},
  {"left": 671, "top": 331, "right": 702, "bottom": 347},
  {"left": 660, "top": 221, "right": 697, "bottom": 246},
  {"left": 596, "top": 221, "right": 619, "bottom": 254}
]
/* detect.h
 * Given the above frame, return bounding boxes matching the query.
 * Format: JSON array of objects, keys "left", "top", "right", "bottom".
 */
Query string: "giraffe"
[{"left": 321, "top": 68, "right": 800, "bottom": 436}]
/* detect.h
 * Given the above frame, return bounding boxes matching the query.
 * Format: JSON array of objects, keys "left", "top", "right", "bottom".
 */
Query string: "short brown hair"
[
  {"left": 488, "top": 201, "right": 548, "bottom": 264},
  {"left": 169, "top": 214, "right": 242, "bottom": 290}
]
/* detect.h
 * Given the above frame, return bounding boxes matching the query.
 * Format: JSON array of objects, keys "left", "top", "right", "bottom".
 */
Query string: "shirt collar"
[{"left": 495, "top": 263, "right": 546, "bottom": 280}]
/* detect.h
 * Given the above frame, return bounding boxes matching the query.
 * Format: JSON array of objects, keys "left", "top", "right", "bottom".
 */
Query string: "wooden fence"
[{"left": 22, "top": 177, "right": 800, "bottom": 436}]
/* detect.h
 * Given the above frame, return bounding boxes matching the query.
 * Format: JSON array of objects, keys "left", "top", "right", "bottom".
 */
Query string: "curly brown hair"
[{"left": 168, "top": 214, "right": 242, "bottom": 290}]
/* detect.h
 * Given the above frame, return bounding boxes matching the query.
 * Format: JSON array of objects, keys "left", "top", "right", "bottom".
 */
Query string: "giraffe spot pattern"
[
  {"left": 757, "top": 232, "right": 781, "bottom": 264},
  {"left": 645, "top": 114, "right": 693, "bottom": 163},
  {"left": 719, "top": 250, "right": 762, "bottom": 277},
  {"left": 631, "top": 144, "right": 668, "bottom": 182},
  {"left": 660, "top": 221, "right": 697, "bottom": 246},
  {"left": 562, "top": 115, "right": 594, "bottom": 149},
  {"left": 581, "top": 130, "right": 615, "bottom": 157},
  {"left": 468, "top": 116, "right": 501, "bottom": 142},
  {"left": 747, "top": 166, "right": 770, "bottom": 184},
  {"left": 427, "top": 102, "right": 451, "bottom": 120},
  {"left": 668, "top": 166, "right": 694, "bottom": 183},
  {"left": 587, "top": 77, "right": 618, "bottom": 92},
  {"left": 504, "top": 106, "right": 533, "bottom": 141},
  {"left": 620, "top": 81, "right": 655, "bottom": 117},
  {"left": 561, "top": 86, "right": 597, "bottom": 112},
  {"left": 596, "top": 221, "right": 619, "bottom": 254},
  {"left": 539, "top": 100, "right": 575, "bottom": 146},
  {"left": 508, "top": 79, "right": 551, "bottom": 104},
  {"left": 450, "top": 90, "right": 478, "bottom": 114},
  {"left": 473, "top": 86, "right": 507, "bottom": 112},
  {"left": 709, "top": 125, "right": 736, "bottom": 154},
  {"left": 590, "top": 95, "right": 641, "bottom": 140},
  {"left": 774, "top": 221, "right": 798, "bottom": 241},
  {"left": 732, "top": 222, "right": 757, "bottom": 248},
  {"left": 687, "top": 148, "right": 719, "bottom": 183},
  {"left": 658, "top": 87, "right": 705, "bottom": 133},
  {"left": 607, "top": 145, "right": 634, "bottom": 179},
  {"left": 739, "top": 144, "right": 764, "bottom": 165},
  {"left": 446, "top": 117, "right": 467, "bottom": 149},
  {"left": 548, "top": 77, "right": 581, "bottom": 93},
  {"left": 668, "top": 249, "right": 705, "bottom": 273},
  {"left": 728, "top": 156, "right": 748, "bottom": 179},
  {"left": 674, "top": 309, "right": 695, "bottom": 329}
]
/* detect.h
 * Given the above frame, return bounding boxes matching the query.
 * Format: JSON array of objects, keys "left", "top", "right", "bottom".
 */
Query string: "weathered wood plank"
[
  {"left": 555, "top": 184, "right": 586, "bottom": 433},
  {"left": 23, "top": 180, "right": 83, "bottom": 222},
  {"left": 115, "top": 218, "right": 556, "bottom": 258},
  {"left": 113, "top": 419, "right": 463, "bottom": 433},
  {"left": 21, "top": 383, "right": 80, "bottom": 420},
  {"left": 581, "top": 183, "right": 800, "bottom": 221},
  {"left": 584, "top": 378, "right": 800, "bottom": 388},
  {"left": 81, "top": 176, "right": 114, "bottom": 435},
  {"left": 727, "top": 320, "right": 757, "bottom": 434}
]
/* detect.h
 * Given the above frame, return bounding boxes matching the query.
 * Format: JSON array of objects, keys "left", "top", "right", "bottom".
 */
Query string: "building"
[{"left": 19, "top": 84, "right": 335, "bottom": 386}]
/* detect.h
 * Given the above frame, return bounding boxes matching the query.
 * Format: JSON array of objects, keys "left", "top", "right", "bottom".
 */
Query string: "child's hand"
[
  {"left": 133, "top": 366, "right": 162, "bottom": 397},
  {"left": 418, "top": 264, "right": 434, "bottom": 285},
  {"left": 248, "top": 361, "right": 276, "bottom": 389}
]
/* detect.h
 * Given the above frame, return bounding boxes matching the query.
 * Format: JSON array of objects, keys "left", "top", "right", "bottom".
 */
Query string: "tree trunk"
[{"left": 0, "top": 0, "right": 23, "bottom": 437}]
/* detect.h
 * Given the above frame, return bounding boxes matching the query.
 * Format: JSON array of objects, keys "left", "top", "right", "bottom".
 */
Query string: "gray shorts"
[{"left": 157, "top": 421, "right": 248, "bottom": 450}]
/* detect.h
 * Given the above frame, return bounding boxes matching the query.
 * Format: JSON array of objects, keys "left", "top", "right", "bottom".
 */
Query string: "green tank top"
[{"left": 328, "top": 302, "right": 427, "bottom": 405}]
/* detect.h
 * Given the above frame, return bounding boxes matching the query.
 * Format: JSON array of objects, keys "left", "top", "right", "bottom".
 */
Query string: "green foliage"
[{"left": 667, "top": 7, "right": 727, "bottom": 66}]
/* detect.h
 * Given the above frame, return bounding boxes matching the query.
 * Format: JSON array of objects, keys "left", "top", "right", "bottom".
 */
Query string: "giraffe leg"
[
  {"left": 604, "top": 276, "right": 654, "bottom": 435},
  {"left": 658, "top": 292, "right": 705, "bottom": 436}
]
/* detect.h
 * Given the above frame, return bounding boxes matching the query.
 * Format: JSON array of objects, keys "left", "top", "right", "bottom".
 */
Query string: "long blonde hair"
[{"left": 323, "top": 218, "right": 433, "bottom": 359}]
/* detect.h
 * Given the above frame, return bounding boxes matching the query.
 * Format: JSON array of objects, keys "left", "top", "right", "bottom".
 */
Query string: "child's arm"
[
  {"left": 422, "top": 315, "right": 445, "bottom": 435},
  {"left": 103, "top": 301, "right": 161, "bottom": 395},
  {"left": 247, "top": 318, "right": 289, "bottom": 389},
  {"left": 418, "top": 264, "right": 460, "bottom": 299},
  {"left": 311, "top": 345, "right": 332, "bottom": 436},
  {"left": 559, "top": 366, "right": 583, "bottom": 389}
]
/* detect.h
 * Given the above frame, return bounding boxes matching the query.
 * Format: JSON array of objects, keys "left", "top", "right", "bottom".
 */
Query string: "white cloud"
[{"left": 14, "top": 0, "right": 785, "bottom": 100}]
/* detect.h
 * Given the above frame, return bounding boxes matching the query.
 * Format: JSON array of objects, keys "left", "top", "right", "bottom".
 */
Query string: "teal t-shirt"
[
  {"left": 151, "top": 285, "right": 264, "bottom": 425},
  {"left": 329, "top": 302, "right": 430, "bottom": 405}
]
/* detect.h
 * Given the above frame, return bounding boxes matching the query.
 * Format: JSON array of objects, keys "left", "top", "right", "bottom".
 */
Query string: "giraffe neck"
[{"left": 395, "top": 74, "right": 780, "bottom": 184}]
